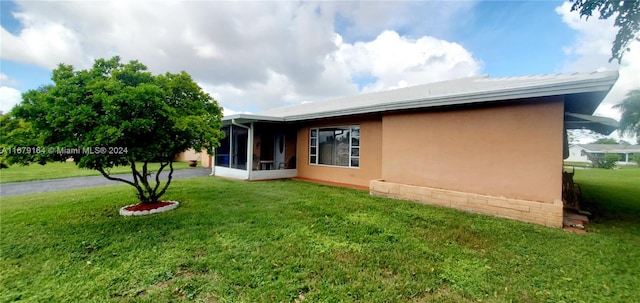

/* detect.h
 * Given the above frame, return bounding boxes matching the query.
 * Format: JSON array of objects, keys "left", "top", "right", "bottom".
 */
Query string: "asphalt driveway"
[{"left": 0, "top": 168, "right": 212, "bottom": 197}]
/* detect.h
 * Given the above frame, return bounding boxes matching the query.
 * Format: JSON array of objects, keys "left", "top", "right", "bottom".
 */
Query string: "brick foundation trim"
[{"left": 370, "top": 179, "right": 563, "bottom": 228}]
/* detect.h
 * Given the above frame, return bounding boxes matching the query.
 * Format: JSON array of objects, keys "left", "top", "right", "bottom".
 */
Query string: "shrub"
[{"left": 600, "top": 153, "right": 620, "bottom": 169}]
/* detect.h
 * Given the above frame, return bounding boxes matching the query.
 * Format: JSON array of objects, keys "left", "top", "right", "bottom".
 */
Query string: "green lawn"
[
  {"left": 571, "top": 167, "right": 640, "bottom": 231},
  {"left": 1, "top": 170, "right": 639, "bottom": 302},
  {"left": 0, "top": 161, "right": 195, "bottom": 183}
]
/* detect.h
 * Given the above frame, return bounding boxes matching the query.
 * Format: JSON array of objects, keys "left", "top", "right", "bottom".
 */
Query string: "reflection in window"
[{"left": 309, "top": 126, "right": 359, "bottom": 168}]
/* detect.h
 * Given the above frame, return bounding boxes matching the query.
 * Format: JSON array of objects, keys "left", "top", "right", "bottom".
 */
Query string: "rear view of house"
[{"left": 212, "top": 71, "right": 619, "bottom": 228}]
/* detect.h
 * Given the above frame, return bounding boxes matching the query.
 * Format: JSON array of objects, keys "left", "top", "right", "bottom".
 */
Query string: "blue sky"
[
  {"left": 452, "top": 1, "right": 576, "bottom": 76},
  {"left": 1, "top": 0, "right": 638, "bottom": 144}
]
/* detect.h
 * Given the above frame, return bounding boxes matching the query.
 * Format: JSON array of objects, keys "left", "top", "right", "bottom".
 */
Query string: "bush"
[
  {"left": 600, "top": 153, "right": 620, "bottom": 169},
  {"left": 632, "top": 153, "right": 640, "bottom": 167}
]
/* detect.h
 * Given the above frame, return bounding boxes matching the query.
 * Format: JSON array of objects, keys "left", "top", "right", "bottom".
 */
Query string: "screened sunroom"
[{"left": 213, "top": 116, "right": 297, "bottom": 181}]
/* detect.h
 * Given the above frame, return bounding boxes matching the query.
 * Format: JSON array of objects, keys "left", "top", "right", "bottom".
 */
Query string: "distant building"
[{"left": 566, "top": 144, "right": 640, "bottom": 164}]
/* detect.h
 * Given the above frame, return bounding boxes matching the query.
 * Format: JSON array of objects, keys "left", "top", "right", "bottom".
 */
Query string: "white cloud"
[
  {"left": 333, "top": 31, "right": 481, "bottom": 93},
  {"left": 556, "top": 1, "right": 640, "bottom": 143},
  {"left": 1, "top": 1, "right": 347, "bottom": 111},
  {"left": 1, "top": 12, "right": 86, "bottom": 69},
  {"left": 0, "top": 86, "right": 22, "bottom": 114},
  {"left": 1, "top": 1, "right": 482, "bottom": 115},
  {"left": 555, "top": 2, "right": 619, "bottom": 73},
  {"left": 328, "top": 1, "right": 478, "bottom": 42},
  {"left": 0, "top": 73, "right": 19, "bottom": 86},
  {"left": 221, "top": 107, "right": 250, "bottom": 118}
]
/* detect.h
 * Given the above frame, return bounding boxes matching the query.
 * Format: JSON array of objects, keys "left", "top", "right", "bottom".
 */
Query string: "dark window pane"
[
  {"left": 312, "top": 126, "right": 359, "bottom": 167},
  {"left": 215, "top": 126, "right": 231, "bottom": 167},
  {"left": 351, "top": 158, "right": 359, "bottom": 167},
  {"left": 351, "top": 148, "right": 359, "bottom": 157}
]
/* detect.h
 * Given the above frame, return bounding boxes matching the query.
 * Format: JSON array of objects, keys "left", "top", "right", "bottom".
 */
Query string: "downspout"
[{"left": 231, "top": 119, "right": 250, "bottom": 130}]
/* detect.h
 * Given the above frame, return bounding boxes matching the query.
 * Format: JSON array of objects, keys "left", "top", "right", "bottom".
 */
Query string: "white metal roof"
[
  {"left": 224, "top": 70, "right": 619, "bottom": 123},
  {"left": 575, "top": 144, "right": 640, "bottom": 153}
]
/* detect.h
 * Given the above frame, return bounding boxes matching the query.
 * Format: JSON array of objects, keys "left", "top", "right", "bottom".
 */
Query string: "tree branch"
[
  {"left": 137, "top": 161, "right": 155, "bottom": 203},
  {"left": 97, "top": 166, "right": 147, "bottom": 204},
  {"left": 129, "top": 161, "right": 149, "bottom": 203},
  {"left": 155, "top": 161, "right": 174, "bottom": 200},
  {"left": 97, "top": 166, "right": 138, "bottom": 188},
  {"left": 130, "top": 161, "right": 139, "bottom": 185},
  {"left": 152, "top": 161, "right": 169, "bottom": 194}
]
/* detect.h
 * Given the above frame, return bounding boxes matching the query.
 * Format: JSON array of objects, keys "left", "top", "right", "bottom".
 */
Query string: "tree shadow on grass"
[{"left": 578, "top": 182, "right": 640, "bottom": 229}]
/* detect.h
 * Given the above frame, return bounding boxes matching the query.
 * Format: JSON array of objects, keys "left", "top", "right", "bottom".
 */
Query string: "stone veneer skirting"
[{"left": 370, "top": 180, "right": 563, "bottom": 228}]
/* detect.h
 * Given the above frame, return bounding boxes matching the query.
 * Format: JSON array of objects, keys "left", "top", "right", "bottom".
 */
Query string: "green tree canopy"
[
  {"left": 571, "top": 0, "right": 640, "bottom": 63},
  {"left": 0, "top": 113, "right": 42, "bottom": 168},
  {"left": 590, "top": 138, "right": 619, "bottom": 144},
  {"left": 614, "top": 89, "right": 640, "bottom": 143},
  {"left": 7, "top": 56, "right": 224, "bottom": 204}
]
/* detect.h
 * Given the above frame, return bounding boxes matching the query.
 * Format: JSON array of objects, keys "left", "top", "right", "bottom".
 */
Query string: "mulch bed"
[
  {"left": 124, "top": 201, "right": 174, "bottom": 212},
  {"left": 119, "top": 201, "right": 179, "bottom": 216}
]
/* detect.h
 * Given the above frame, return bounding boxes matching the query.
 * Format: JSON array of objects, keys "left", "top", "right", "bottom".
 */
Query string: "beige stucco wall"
[
  {"left": 201, "top": 153, "right": 211, "bottom": 168},
  {"left": 381, "top": 97, "right": 565, "bottom": 204},
  {"left": 296, "top": 116, "right": 383, "bottom": 187},
  {"left": 175, "top": 148, "right": 211, "bottom": 168},
  {"left": 174, "top": 149, "right": 200, "bottom": 162}
]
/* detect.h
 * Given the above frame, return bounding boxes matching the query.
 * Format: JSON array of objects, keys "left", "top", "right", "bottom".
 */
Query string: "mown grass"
[
  {"left": 1, "top": 171, "right": 639, "bottom": 302},
  {"left": 571, "top": 168, "right": 640, "bottom": 232},
  {"left": 0, "top": 161, "right": 194, "bottom": 183}
]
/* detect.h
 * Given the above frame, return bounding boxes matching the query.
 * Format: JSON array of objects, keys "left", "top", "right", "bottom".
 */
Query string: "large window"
[{"left": 309, "top": 126, "right": 359, "bottom": 167}]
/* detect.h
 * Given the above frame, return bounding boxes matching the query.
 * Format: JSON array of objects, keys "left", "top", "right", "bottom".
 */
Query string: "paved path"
[{"left": 0, "top": 168, "right": 212, "bottom": 197}]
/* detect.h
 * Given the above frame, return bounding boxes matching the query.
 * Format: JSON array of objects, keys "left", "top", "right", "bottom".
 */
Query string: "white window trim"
[{"left": 309, "top": 125, "right": 360, "bottom": 168}]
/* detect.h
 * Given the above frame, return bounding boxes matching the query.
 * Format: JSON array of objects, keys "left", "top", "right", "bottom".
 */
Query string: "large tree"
[
  {"left": 0, "top": 113, "right": 41, "bottom": 168},
  {"left": 614, "top": 88, "right": 640, "bottom": 142},
  {"left": 8, "top": 56, "right": 224, "bottom": 204},
  {"left": 571, "top": 0, "right": 640, "bottom": 63}
]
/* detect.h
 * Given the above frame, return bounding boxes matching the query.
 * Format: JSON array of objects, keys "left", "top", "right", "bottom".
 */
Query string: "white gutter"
[
  {"left": 218, "top": 72, "right": 619, "bottom": 129},
  {"left": 231, "top": 119, "right": 250, "bottom": 129},
  {"left": 284, "top": 77, "right": 618, "bottom": 122}
]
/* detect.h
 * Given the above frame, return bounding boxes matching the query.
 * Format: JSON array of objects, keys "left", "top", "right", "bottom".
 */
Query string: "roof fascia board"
[
  {"left": 578, "top": 144, "right": 640, "bottom": 152},
  {"left": 284, "top": 78, "right": 617, "bottom": 121},
  {"left": 580, "top": 148, "right": 640, "bottom": 153},
  {"left": 222, "top": 114, "right": 285, "bottom": 124}
]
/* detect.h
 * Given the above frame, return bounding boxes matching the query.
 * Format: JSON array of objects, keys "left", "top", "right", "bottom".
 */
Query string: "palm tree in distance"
[{"left": 614, "top": 89, "right": 640, "bottom": 144}]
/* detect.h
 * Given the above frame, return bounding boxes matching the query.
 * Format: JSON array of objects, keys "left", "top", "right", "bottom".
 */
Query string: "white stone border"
[{"left": 119, "top": 201, "right": 180, "bottom": 216}]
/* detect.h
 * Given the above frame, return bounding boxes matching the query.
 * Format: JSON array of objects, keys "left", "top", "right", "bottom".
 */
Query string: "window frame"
[{"left": 309, "top": 125, "right": 360, "bottom": 168}]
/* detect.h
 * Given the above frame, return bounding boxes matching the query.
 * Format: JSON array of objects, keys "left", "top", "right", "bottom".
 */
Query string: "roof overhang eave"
[
  {"left": 283, "top": 77, "right": 618, "bottom": 122},
  {"left": 565, "top": 112, "right": 619, "bottom": 135},
  {"left": 221, "top": 114, "right": 285, "bottom": 125}
]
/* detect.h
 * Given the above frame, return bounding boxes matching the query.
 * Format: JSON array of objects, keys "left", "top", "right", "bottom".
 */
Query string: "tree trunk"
[{"left": 97, "top": 161, "right": 174, "bottom": 204}]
